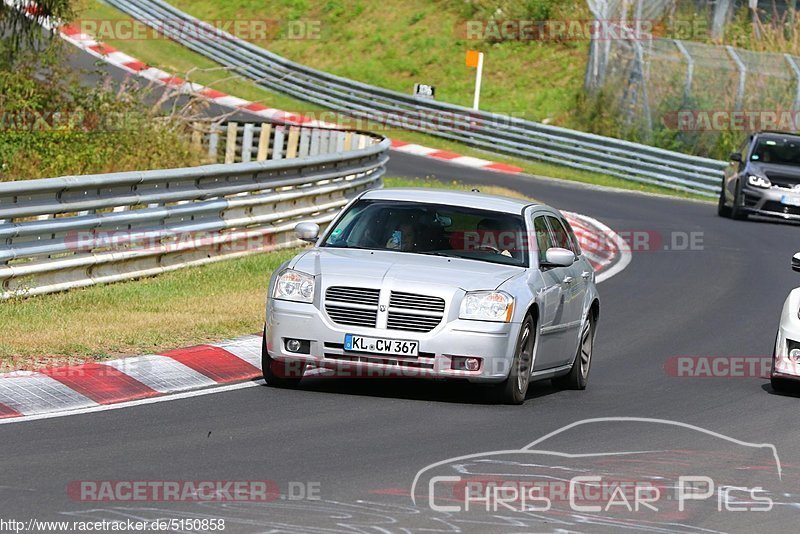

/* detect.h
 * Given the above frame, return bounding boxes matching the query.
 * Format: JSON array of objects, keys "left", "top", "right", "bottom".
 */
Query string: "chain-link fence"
[{"left": 585, "top": 0, "right": 800, "bottom": 157}]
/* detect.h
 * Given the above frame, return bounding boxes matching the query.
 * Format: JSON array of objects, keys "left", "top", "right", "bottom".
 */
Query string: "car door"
[
  {"left": 530, "top": 213, "right": 574, "bottom": 371},
  {"left": 553, "top": 215, "right": 590, "bottom": 358}
]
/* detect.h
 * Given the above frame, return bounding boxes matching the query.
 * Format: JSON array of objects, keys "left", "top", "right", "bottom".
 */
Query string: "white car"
[{"left": 771, "top": 252, "right": 800, "bottom": 392}]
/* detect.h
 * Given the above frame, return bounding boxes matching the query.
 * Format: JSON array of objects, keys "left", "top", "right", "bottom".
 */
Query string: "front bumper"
[
  {"left": 740, "top": 186, "right": 800, "bottom": 220},
  {"left": 774, "top": 317, "right": 800, "bottom": 380},
  {"left": 266, "top": 299, "right": 522, "bottom": 383}
]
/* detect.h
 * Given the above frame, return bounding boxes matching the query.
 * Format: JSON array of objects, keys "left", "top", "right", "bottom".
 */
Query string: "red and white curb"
[
  {"left": 0, "top": 214, "right": 627, "bottom": 423},
  {"left": 47, "top": 9, "right": 525, "bottom": 174},
  {"left": 0, "top": 335, "right": 263, "bottom": 421}
]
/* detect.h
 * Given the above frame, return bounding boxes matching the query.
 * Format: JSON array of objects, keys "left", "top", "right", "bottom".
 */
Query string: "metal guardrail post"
[
  {"left": 726, "top": 46, "right": 747, "bottom": 111},
  {"left": 785, "top": 54, "right": 800, "bottom": 110},
  {"left": 673, "top": 39, "right": 695, "bottom": 102}
]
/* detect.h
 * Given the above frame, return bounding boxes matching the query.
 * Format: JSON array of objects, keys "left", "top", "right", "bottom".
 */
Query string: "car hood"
[
  {"left": 291, "top": 248, "right": 524, "bottom": 292},
  {"left": 750, "top": 162, "right": 800, "bottom": 181}
]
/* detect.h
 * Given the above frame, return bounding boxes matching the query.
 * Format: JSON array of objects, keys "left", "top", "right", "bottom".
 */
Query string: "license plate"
[
  {"left": 781, "top": 195, "right": 800, "bottom": 207},
  {"left": 344, "top": 334, "right": 419, "bottom": 357}
]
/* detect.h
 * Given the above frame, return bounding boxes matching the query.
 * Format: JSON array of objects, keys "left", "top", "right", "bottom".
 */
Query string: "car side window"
[
  {"left": 533, "top": 216, "right": 551, "bottom": 263},
  {"left": 545, "top": 216, "right": 572, "bottom": 251},
  {"left": 562, "top": 219, "right": 583, "bottom": 256}
]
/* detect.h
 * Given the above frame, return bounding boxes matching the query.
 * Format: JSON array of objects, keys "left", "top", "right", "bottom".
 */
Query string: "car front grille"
[
  {"left": 324, "top": 287, "right": 380, "bottom": 328},
  {"left": 762, "top": 201, "right": 800, "bottom": 216},
  {"left": 765, "top": 173, "right": 800, "bottom": 189},
  {"left": 324, "top": 288, "right": 446, "bottom": 333},
  {"left": 387, "top": 291, "right": 445, "bottom": 333}
]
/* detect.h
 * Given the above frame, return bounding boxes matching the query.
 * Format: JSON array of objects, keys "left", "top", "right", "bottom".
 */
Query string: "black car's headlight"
[
  {"left": 273, "top": 269, "right": 315, "bottom": 303},
  {"left": 747, "top": 175, "right": 772, "bottom": 189}
]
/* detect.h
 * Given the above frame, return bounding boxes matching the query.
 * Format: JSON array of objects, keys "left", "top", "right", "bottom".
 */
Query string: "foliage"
[{"left": 0, "top": 0, "right": 74, "bottom": 67}]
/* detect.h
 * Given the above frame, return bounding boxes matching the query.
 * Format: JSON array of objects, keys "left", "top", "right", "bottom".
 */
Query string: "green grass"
[
  {"left": 78, "top": 0, "right": 709, "bottom": 201},
  {"left": 0, "top": 176, "right": 537, "bottom": 368}
]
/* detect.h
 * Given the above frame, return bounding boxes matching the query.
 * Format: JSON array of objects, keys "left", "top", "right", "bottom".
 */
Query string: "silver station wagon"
[{"left": 263, "top": 189, "right": 600, "bottom": 404}]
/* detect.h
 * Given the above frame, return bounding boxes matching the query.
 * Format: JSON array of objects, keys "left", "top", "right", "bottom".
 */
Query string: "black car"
[{"left": 719, "top": 131, "right": 800, "bottom": 220}]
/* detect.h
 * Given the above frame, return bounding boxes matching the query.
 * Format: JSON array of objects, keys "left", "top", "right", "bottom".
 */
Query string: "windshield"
[
  {"left": 322, "top": 199, "right": 529, "bottom": 267},
  {"left": 750, "top": 137, "right": 800, "bottom": 165}
]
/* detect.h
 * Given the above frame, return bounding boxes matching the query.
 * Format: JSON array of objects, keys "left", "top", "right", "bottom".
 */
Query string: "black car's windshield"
[
  {"left": 322, "top": 199, "right": 529, "bottom": 267},
  {"left": 750, "top": 137, "right": 800, "bottom": 165}
]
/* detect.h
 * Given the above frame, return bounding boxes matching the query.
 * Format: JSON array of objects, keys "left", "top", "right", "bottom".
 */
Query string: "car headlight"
[
  {"left": 273, "top": 269, "right": 315, "bottom": 303},
  {"left": 747, "top": 175, "right": 772, "bottom": 189},
  {"left": 459, "top": 291, "right": 514, "bottom": 322}
]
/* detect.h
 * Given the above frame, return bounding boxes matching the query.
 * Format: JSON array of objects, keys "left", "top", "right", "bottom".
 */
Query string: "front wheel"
[
  {"left": 553, "top": 314, "right": 595, "bottom": 390},
  {"left": 493, "top": 315, "right": 536, "bottom": 405},
  {"left": 717, "top": 188, "right": 731, "bottom": 218},
  {"left": 730, "top": 182, "right": 748, "bottom": 220},
  {"left": 262, "top": 327, "right": 304, "bottom": 388}
]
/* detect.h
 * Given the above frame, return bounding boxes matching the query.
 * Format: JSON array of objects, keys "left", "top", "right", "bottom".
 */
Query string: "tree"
[{"left": 0, "top": 1, "right": 74, "bottom": 66}]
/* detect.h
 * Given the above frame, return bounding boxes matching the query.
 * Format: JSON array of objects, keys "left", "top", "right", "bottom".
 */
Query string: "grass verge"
[
  {"left": 0, "top": 177, "right": 533, "bottom": 369},
  {"left": 78, "top": 0, "right": 710, "bottom": 201}
]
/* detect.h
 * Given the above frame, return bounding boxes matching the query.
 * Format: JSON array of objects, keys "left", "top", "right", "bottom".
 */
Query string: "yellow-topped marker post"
[{"left": 466, "top": 50, "right": 484, "bottom": 110}]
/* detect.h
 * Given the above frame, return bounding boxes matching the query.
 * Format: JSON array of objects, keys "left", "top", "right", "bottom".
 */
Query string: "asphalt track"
[{"left": 1, "top": 45, "right": 799, "bottom": 532}]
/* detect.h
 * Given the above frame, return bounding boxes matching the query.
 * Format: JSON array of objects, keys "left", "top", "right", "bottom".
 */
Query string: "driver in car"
[{"left": 477, "top": 218, "right": 514, "bottom": 258}]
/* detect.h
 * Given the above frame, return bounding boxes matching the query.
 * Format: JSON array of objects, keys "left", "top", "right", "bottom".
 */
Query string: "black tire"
[
  {"left": 493, "top": 315, "right": 536, "bottom": 405},
  {"left": 553, "top": 314, "right": 595, "bottom": 390},
  {"left": 261, "top": 327, "right": 304, "bottom": 388},
  {"left": 730, "top": 182, "right": 748, "bottom": 220},
  {"left": 770, "top": 376, "right": 794, "bottom": 394},
  {"left": 717, "top": 188, "right": 731, "bottom": 218}
]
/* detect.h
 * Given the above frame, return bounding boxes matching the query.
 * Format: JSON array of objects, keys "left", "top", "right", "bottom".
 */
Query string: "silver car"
[{"left": 263, "top": 189, "right": 600, "bottom": 404}]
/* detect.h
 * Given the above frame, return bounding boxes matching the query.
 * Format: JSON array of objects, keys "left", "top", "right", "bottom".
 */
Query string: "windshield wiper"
[{"left": 415, "top": 251, "right": 456, "bottom": 258}]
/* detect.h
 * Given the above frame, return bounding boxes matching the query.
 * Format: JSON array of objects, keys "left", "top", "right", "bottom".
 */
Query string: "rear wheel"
[
  {"left": 553, "top": 314, "right": 594, "bottom": 390},
  {"left": 262, "top": 327, "right": 304, "bottom": 388},
  {"left": 493, "top": 315, "right": 536, "bottom": 405}
]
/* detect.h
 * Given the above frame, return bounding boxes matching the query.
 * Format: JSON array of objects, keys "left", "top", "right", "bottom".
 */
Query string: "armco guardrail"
[
  {"left": 0, "top": 127, "right": 389, "bottom": 298},
  {"left": 108, "top": 0, "right": 728, "bottom": 197}
]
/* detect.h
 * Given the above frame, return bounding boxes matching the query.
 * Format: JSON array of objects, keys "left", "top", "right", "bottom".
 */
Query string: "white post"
[{"left": 473, "top": 52, "right": 484, "bottom": 110}]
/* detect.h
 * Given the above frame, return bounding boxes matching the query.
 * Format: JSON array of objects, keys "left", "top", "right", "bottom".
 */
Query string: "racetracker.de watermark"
[
  {"left": 71, "top": 18, "right": 322, "bottom": 41},
  {"left": 663, "top": 109, "right": 800, "bottom": 132},
  {"left": 664, "top": 356, "right": 776, "bottom": 378},
  {"left": 67, "top": 480, "right": 321, "bottom": 502},
  {"left": 459, "top": 19, "right": 711, "bottom": 41}
]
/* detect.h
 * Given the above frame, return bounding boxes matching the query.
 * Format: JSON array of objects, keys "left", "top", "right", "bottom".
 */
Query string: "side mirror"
[
  {"left": 792, "top": 253, "right": 800, "bottom": 273},
  {"left": 542, "top": 248, "right": 576, "bottom": 268},
  {"left": 730, "top": 153, "right": 743, "bottom": 163},
  {"left": 295, "top": 222, "right": 320, "bottom": 243}
]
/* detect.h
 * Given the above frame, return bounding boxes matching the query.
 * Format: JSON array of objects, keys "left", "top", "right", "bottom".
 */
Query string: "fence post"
[
  {"left": 785, "top": 54, "right": 800, "bottom": 110},
  {"left": 241, "top": 123, "right": 254, "bottom": 163},
  {"left": 257, "top": 124, "right": 272, "bottom": 161},
  {"left": 286, "top": 127, "right": 300, "bottom": 158},
  {"left": 673, "top": 40, "right": 694, "bottom": 102},
  {"left": 208, "top": 126, "right": 219, "bottom": 161},
  {"left": 225, "top": 122, "right": 238, "bottom": 164},
  {"left": 272, "top": 126, "right": 285, "bottom": 160},
  {"left": 726, "top": 46, "right": 746, "bottom": 111}
]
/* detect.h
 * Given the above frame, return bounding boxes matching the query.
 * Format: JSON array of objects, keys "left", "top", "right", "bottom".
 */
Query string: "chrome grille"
[
  {"left": 326, "top": 286, "right": 380, "bottom": 306},
  {"left": 325, "top": 287, "right": 380, "bottom": 328},
  {"left": 388, "top": 291, "right": 445, "bottom": 333},
  {"left": 389, "top": 291, "right": 446, "bottom": 313}
]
